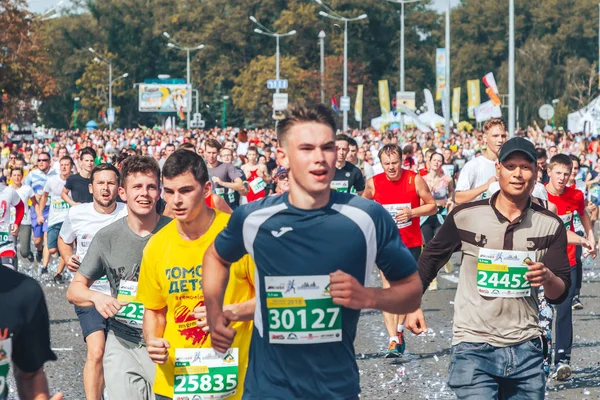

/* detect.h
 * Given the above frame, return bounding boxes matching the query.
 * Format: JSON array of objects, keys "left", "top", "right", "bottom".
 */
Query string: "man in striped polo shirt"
[{"left": 406, "top": 137, "right": 571, "bottom": 399}]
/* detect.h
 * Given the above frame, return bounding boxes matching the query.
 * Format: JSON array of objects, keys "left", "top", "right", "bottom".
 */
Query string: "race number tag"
[
  {"left": 0, "top": 338, "right": 11, "bottom": 400},
  {"left": 573, "top": 211, "right": 584, "bottom": 234},
  {"left": 248, "top": 177, "right": 266, "bottom": 194},
  {"left": 382, "top": 204, "right": 412, "bottom": 229},
  {"left": 51, "top": 199, "right": 70, "bottom": 210},
  {"left": 330, "top": 181, "right": 348, "bottom": 193},
  {"left": 174, "top": 348, "right": 238, "bottom": 400},
  {"left": 115, "top": 280, "right": 144, "bottom": 329},
  {"left": 215, "top": 188, "right": 236, "bottom": 204},
  {"left": 90, "top": 276, "right": 111, "bottom": 295},
  {"left": 477, "top": 249, "right": 535, "bottom": 298},
  {"left": 0, "top": 232, "right": 9, "bottom": 243},
  {"left": 265, "top": 275, "right": 342, "bottom": 344},
  {"left": 559, "top": 213, "right": 573, "bottom": 230}
]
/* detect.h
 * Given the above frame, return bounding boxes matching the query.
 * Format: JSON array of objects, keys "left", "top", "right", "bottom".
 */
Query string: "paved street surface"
[{"left": 7, "top": 255, "right": 600, "bottom": 399}]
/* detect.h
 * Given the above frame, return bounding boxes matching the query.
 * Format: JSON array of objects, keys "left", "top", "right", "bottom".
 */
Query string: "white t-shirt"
[
  {"left": 0, "top": 185, "right": 23, "bottom": 254},
  {"left": 60, "top": 202, "right": 127, "bottom": 294},
  {"left": 11, "top": 185, "right": 34, "bottom": 225},
  {"left": 455, "top": 156, "right": 497, "bottom": 202},
  {"left": 43, "top": 175, "right": 69, "bottom": 227},
  {"left": 486, "top": 182, "right": 548, "bottom": 201}
]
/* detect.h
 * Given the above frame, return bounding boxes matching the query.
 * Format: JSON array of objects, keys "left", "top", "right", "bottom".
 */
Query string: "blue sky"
[{"left": 29, "top": 0, "right": 461, "bottom": 14}]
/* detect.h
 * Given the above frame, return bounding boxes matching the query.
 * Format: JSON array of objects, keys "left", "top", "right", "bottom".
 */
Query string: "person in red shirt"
[
  {"left": 545, "top": 154, "right": 597, "bottom": 380},
  {"left": 363, "top": 144, "right": 436, "bottom": 357},
  {"left": 241, "top": 146, "right": 270, "bottom": 202}
]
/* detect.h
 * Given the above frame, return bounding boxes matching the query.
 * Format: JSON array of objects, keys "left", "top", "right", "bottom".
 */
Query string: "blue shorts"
[
  {"left": 47, "top": 223, "right": 63, "bottom": 250},
  {"left": 74, "top": 305, "right": 107, "bottom": 341},
  {"left": 30, "top": 205, "right": 49, "bottom": 238}
]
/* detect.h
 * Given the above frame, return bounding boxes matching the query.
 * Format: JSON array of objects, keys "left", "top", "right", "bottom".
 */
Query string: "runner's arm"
[
  {"left": 413, "top": 175, "right": 437, "bottom": 217},
  {"left": 212, "top": 194, "right": 233, "bottom": 214},
  {"left": 454, "top": 177, "right": 495, "bottom": 204},
  {"left": 38, "top": 191, "right": 48, "bottom": 214},
  {"left": 580, "top": 208, "right": 597, "bottom": 257},
  {"left": 361, "top": 178, "right": 375, "bottom": 200},
  {"left": 224, "top": 298, "right": 255, "bottom": 321},
  {"left": 66, "top": 273, "right": 97, "bottom": 308},
  {"left": 60, "top": 187, "right": 78, "bottom": 207},
  {"left": 216, "top": 177, "right": 245, "bottom": 194},
  {"left": 13, "top": 199, "right": 24, "bottom": 227},
  {"left": 14, "top": 364, "right": 54, "bottom": 400},
  {"left": 261, "top": 165, "right": 271, "bottom": 184},
  {"left": 203, "top": 243, "right": 232, "bottom": 327},
  {"left": 418, "top": 210, "right": 462, "bottom": 290},
  {"left": 142, "top": 306, "right": 167, "bottom": 344}
]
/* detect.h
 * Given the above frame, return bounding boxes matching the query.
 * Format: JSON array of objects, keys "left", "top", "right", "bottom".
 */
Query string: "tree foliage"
[{"left": 12, "top": 0, "right": 600, "bottom": 129}]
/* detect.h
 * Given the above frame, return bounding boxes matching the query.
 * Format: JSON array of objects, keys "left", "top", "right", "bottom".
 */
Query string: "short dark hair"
[
  {"left": 165, "top": 143, "right": 176, "bottom": 150},
  {"left": 348, "top": 138, "right": 358, "bottom": 148},
  {"left": 120, "top": 156, "right": 160, "bottom": 187},
  {"left": 60, "top": 155, "right": 74, "bottom": 165},
  {"left": 162, "top": 149, "right": 209, "bottom": 185},
  {"left": 336, "top": 134, "right": 351, "bottom": 143},
  {"left": 90, "top": 163, "right": 120, "bottom": 184},
  {"left": 10, "top": 168, "right": 23, "bottom": 176},
  {"left": 247, "top": 146, "right": 258, "bottom": 154},
  {"left": 205, "top": 139, "right": 221, "bottom": 151},
  {"left": 430, "top": 152, "right": 443, "bottom": 161},
  {"left": 402, "top": 145, "right": 414, "bottom": 155},
  {"left": 178, "top": 142, "right": 196, "bottom": 151},
  {"left": 277, "top": 105, "right": 336, "bottom": 146},
  {"left": 568, "top": 154, "right": 580, "bottom": 169},
  {"left": 548, "top": 154, "right": 572, "bottom": 171},
  {"left": 378, "top": 144, "right": 403, "bottom": 162},
  {"left": 80, "top": 147, "right": 97, "bottom": 160},
  {"left": 535, "top": 148, "right": 547, "bottom": 160}
]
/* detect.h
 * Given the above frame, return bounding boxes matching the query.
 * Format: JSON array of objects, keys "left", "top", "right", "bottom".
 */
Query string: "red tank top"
[
  {"left": 373, "top": 170, "right": 422, "bottom": 248},
  {"left": 247, "top": 169, "right": 266, "bottom": 202}
]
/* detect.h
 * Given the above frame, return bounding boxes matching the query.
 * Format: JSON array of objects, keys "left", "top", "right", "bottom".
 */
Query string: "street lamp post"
[
  {"left": 250, "top": 16, "right": 296, "bottom": 106},
  {"left": 552, "top": 98, "right": 559, "bottom": 128},
  {"left": 163, "top": 32, "right": 204, "bottom": 130},
  {"left": 315, "top": 0, "right": 367, "bottom": 132},
  {"left": 444, "top": 0, "right": 451, "bottom": 138},
  {"left": 319, "top": 30, "right": 326, "bottom": 104},
  {"left": 73, "top": 97, "right": 80, "bottom": 129},
  {"left": 222, "top": 96, "right": 229, "bottom": 130},
  {"left": 508, "top": 0, "right": 515, "bottom": 136},
  {"left": 88, "top": 48, "right": 128, "bottom": 129}
]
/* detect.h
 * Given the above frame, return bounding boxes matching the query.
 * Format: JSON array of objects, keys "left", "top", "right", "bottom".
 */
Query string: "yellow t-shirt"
[{"left": 137, "top": 211, "right": 255, "bottom": 399}]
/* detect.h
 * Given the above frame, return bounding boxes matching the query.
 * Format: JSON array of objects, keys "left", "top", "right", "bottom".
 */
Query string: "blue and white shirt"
[
  {"left": 214, "top": 191, "right": 418, "bottom": 399},
  {"left": 24, "top": 168, "right": 57, "bottom": 197}
]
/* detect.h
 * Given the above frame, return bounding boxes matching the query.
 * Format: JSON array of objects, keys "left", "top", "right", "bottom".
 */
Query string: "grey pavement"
[{"left": 7, "top": 256, "right": 600, "bottom": 399}]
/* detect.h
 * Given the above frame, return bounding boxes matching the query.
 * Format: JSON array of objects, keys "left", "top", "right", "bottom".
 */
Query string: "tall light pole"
[
  {"left": 163, "top": 32, "right": 204, "bottom": 130},
  {"left": 88, "top": 48, "right": 128, "bottom": 130},
  {"left": 319, "top": 30, "right": 326, "bottom": 104},
  {"left": 250, "top": 16, "right": 296, "bottom": 100},
  {"left": 444, "top": 0, "right": 451, "bottom": 138},
  {"left": 387, "top": 0, "right": 422, "bottom": 94},
  {"left": 315, "top": 0, "right": 367, "bottom": 132},
  {"left": 508, "top": 0, "right": 515, "bottom": 136},
  {"left": 73, "top": 97, "right": 80, "bottom": 130},
  {"left": 222, "top": 96, "right": 229, "bottom": 130}
]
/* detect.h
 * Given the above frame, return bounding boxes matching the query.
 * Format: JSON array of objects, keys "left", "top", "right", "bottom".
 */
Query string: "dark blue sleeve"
[
  {"left": 214, "top": 206, "right": 248, "bottom": 263},
  {"left": 373, "top": 205, "right": 418, "bottom": 282}
]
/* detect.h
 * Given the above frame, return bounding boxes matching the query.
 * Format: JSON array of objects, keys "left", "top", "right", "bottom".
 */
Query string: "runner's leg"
[
  {"left": 103, "top": 331, "right": 154, "bottom": 400},
  {"left": 18, "top": 224, "right": 31, "bottom": 259},
  {"left": 84, "top": 331, "right": 106, "bottom": 400},
  {"left": 554, "top": 267, "right": 577, "bottom": 367}
]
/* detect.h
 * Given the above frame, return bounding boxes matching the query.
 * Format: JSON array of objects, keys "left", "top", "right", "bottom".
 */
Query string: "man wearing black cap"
[{"left": 405, "top": 137, "right": 571, "bottom": 399}]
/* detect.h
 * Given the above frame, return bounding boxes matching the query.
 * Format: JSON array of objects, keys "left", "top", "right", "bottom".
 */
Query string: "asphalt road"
[{"left": 7, "top": 255, "right": 600, "bottom": 399}]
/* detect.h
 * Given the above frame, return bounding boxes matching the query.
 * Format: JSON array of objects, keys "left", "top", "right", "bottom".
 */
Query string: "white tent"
[{"left": 568, "top": 96, "right": 600, "bottom": 134}]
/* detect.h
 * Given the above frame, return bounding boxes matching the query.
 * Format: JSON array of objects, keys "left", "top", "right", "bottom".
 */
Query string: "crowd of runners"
[{"left": 0, "top": 105, "right": 598, "bottom": 399}]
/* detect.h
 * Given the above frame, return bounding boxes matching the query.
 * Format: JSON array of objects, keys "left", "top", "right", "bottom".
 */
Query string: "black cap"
[{"left": 498, "top": 137, "right": 536, "bottom": 163}]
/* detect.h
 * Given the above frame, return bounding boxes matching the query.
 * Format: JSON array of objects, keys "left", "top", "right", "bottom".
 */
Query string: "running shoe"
[
  {"left": 40, "top": 267, "right": 48, "bottom": 275},
  {"left": 35, "top": 250, "right": 43, "bottom": 263},
  {"left": 53, "top": 273, "right": 64, "bottom": 284},
  {"left": 552, "top": 362, "right": 572, "bottom": 381},
  {"left": 444, "top": 261, "right": 453, "bottom": 274},
  {"left": 397, "top": 331, "right": 406, "bottom": 354},
  {"left": 428, "top": 278, "right": 438, "bottom": 291},
  {"left": 572, "top": 296, "right": 583, "bottom": 310},
  {"left": 26, "top": 252, "right": 34, "bottom": 263},
  {"left": 385, "top": 340, "right": 401, "bottom": 358}
]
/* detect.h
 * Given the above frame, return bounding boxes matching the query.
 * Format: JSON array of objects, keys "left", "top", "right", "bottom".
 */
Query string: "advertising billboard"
[{"left": 138, "top": 84, "right": 191, "bottom": 113}]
